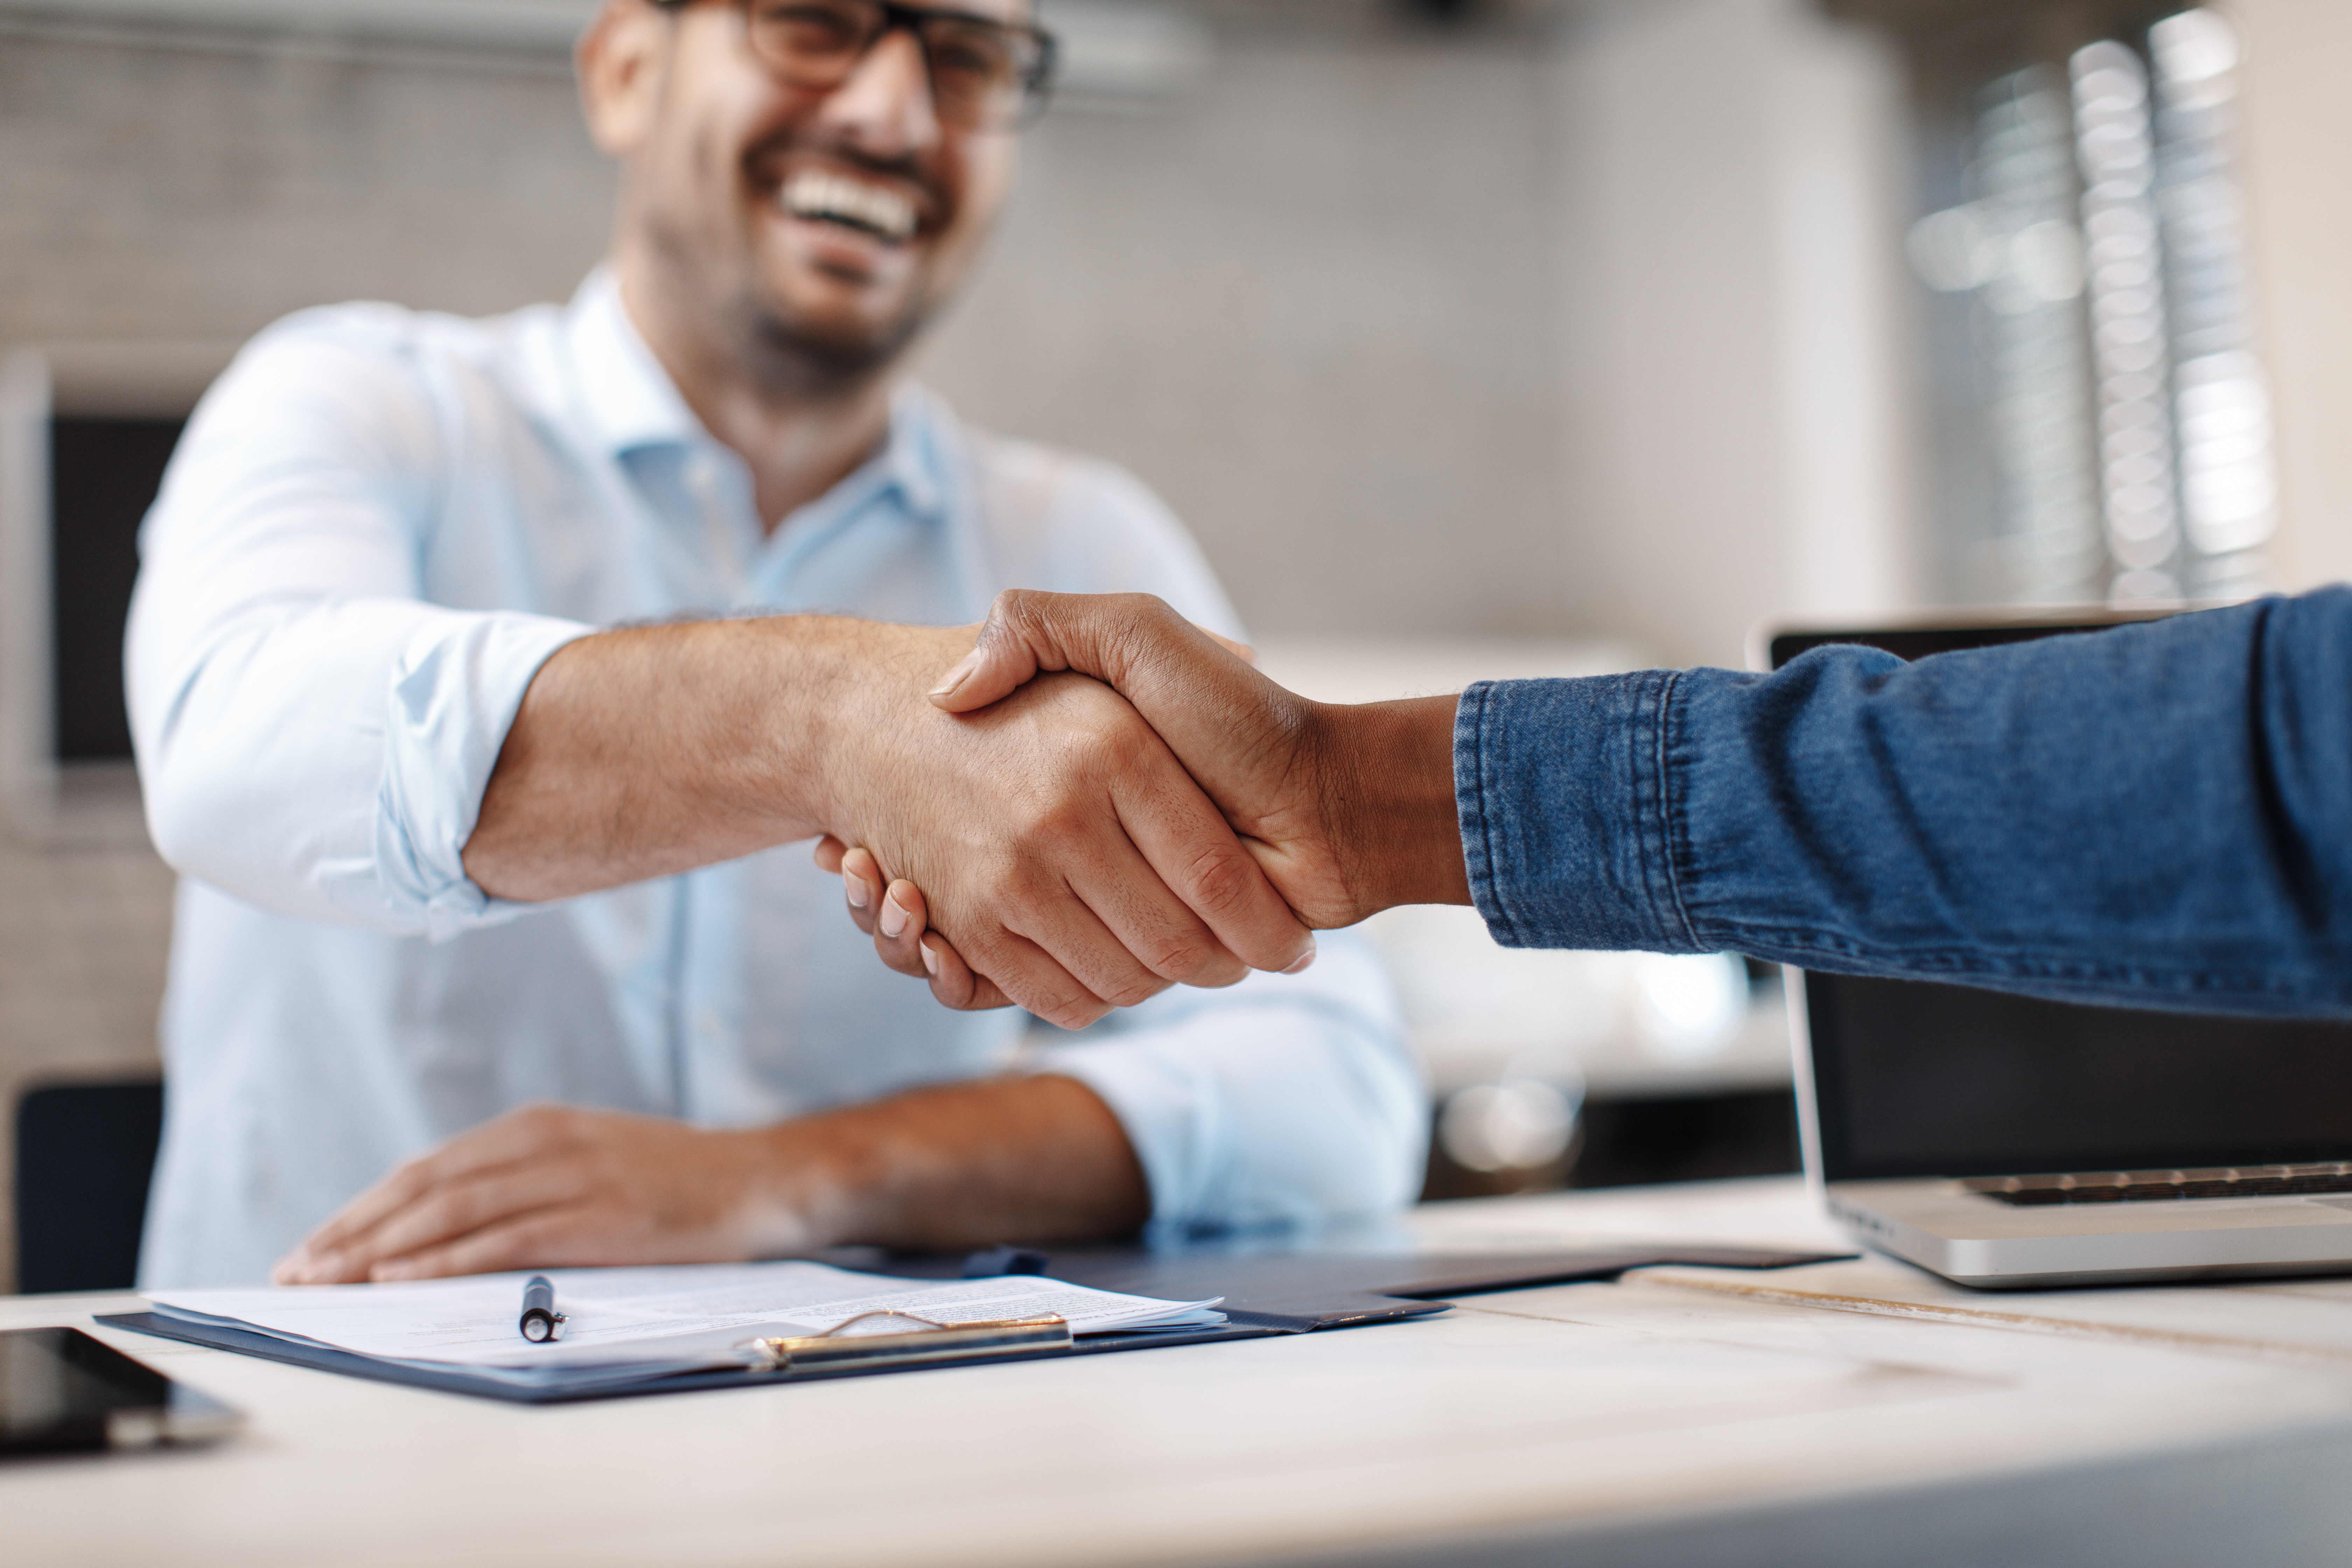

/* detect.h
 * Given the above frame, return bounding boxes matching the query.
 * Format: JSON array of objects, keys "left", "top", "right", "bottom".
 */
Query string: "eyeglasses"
[{"left": 657, "top": 0, "right": 1059, "bottom": 132}]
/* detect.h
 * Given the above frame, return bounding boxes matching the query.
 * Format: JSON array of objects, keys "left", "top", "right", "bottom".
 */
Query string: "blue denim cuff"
[{"left": 1454, "top": 673, "right": 1703, "bottom": 953}]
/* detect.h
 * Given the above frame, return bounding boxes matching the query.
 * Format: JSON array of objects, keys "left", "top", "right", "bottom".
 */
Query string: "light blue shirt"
[{"left": 126, "top": 271, "right": 1423, "bottom": 1287}]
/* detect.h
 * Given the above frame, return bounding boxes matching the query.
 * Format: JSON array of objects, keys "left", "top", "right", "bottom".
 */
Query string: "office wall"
[
  {"left": 917, "top": 23, "right": 1574, "bottom": 640},
  {"left": 2233, "top": 0, "right": 2352, "bottom": 595},
  {"left": 0, "top": 25, "right": 612, "bottom": 346}
]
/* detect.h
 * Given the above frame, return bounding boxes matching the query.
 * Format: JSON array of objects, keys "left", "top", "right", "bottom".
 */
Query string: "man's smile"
[{"left": 779, "top": 168, "right": 922, "bottom": 245}]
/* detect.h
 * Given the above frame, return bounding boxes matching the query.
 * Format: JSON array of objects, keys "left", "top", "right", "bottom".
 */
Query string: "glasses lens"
[
  {"left": 917, "top": 16, "right": 1042, "bottom": 128},
  {"left": 744, "top": 1, "right": 1052, "bottom": 130},
  {"left": 746, "top": 1, "right": 881, "bottom": 81}
]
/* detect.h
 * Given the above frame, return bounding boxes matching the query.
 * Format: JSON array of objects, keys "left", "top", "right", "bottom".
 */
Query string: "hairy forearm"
[
  {"left": 463, "top": 616, "right": 956, "bottom": 902},
  {"left": 753, "top": 1074, "right": 1151, "bottom": 1252}
]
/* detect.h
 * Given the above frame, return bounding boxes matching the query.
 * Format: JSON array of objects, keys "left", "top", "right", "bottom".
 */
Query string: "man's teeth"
[{"left": 781, "top": 172, "right": 918, "bottom": 243}]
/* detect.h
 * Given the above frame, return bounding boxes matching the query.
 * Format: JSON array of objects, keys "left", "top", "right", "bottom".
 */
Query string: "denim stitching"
[
  {"left": 1477, "top": 682, "right": 1521, "bottom": 946},
  {"left": 1454, "top": 682, "right": 1508, "bottom": 945},
  {"left": 1644, "top": 670, "right": 1702, "bottom": 951}
]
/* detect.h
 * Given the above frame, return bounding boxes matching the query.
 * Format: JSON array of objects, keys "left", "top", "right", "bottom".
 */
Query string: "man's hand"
[
  {"left": 820, "top": 592, "right": 1471, "bottom": 1007},
  {"left": 460, "top": 616, "right": 1317, "bottom": 1030},
  {"left": 272, "top": 1105, "right": 811, "bottom": 1283},
  {"left": 273, "top": 1078, "right": 1153, "bottom": 1284}
]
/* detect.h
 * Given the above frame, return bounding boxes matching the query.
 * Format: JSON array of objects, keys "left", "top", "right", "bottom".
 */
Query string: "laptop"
[{"left": 1761, "top": 612, "right": 2352, "bottom": 1289}]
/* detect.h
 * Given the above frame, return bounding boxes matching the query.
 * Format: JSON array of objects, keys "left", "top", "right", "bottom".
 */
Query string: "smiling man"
[{"left": 125, "top": 0, "right": 1421, "bottom": 1288}]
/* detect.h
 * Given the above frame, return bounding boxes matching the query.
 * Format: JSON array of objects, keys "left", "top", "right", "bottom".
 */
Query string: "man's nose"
[{"left": 817, "top": 27, "right": 942, "bottom": 155}]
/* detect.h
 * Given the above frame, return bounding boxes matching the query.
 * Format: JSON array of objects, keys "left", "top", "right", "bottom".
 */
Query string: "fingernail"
[
  {"left": 928, "top": 650, "right": 981, "bottom": 701},
  {"left": 879, "top": 891, "right": 911, "bottom": 940},
  {"left": 1281, "top": 937, "right": 1318, "bottom": 976},
  {"left": 920, "top": 941, "right": 940, "bottom": 977},
  {"left": 844, "top": 871, "right": 872, "bottom": 910}
]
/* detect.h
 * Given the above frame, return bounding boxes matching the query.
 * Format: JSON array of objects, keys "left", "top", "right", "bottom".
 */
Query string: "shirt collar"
[
  {"left": 562, "top": 266, "right": 952, "bottom": 525},
  {"left": 564, "top": 267, "right": 705, "bottom": 457}
]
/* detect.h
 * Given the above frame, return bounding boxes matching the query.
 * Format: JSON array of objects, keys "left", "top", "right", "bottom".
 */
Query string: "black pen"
[{"left": 518, "top": 1275, "right": 566, "bottom": 1344}]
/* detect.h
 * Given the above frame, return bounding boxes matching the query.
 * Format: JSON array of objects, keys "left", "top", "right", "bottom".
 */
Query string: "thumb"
[{"left": 930, "top": 591, "right": 1248, "bottom": 713}]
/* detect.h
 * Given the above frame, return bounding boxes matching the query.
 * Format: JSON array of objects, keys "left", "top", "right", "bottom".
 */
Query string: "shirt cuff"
[
  {"left": 1455, "top": 673, "right": 1702, "bottom": 954},
  {"left": 372, "top": 611, "right": 594, "bottom": 940},
  {"left": 1030, "top": 1042, "right": 1224, "bottom": 1226},
  {"left": 1022, "top": 937, "right": 1424, "bottom": 1230}
]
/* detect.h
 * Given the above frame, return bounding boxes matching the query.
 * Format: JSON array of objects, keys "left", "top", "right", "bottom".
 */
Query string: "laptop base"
[{"left": 1828, "top": 1179, "right": 2352, "bottom": 1289}]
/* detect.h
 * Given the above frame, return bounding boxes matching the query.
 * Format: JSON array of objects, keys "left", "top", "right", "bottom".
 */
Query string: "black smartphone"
[{"left": 0, "top": 1327, "right": 243, "bottom": 1456}]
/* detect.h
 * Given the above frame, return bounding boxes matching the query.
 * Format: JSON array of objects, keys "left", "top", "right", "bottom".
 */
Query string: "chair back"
[{"left": 12, "top": 1077, "right": 165, "bottom": 1294}]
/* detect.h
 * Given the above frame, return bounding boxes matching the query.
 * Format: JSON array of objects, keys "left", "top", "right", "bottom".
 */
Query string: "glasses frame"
[{"left": 655, "top": 0, "right": 1061, "bottom": 133}]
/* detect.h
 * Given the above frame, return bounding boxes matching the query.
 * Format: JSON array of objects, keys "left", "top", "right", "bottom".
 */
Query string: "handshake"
[{"left": 809, "top": 591, "right": 1472, "bottom": 1028}]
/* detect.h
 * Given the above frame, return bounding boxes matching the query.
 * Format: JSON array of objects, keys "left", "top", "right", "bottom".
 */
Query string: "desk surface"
[{"left": 13, "top": 1177, "right": 2352, "bottom": 1568}]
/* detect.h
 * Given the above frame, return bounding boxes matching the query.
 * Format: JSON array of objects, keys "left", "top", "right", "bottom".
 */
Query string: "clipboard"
[{"left": 97, "top": 1241, "right": 1847, "bottom": 1405}]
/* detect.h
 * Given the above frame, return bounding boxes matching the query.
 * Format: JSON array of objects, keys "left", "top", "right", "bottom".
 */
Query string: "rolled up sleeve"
[
  {"left": 127, "top": 310, "right": 592, "bottom": 936},
  {"left": 1024, "top": 930, "right": 1426, "bottom": 1229}
]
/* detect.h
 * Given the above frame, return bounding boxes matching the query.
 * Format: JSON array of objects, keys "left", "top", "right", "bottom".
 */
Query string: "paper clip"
[{"left": 741, "top": 1309, "right": 1072, "bottom": 1375}]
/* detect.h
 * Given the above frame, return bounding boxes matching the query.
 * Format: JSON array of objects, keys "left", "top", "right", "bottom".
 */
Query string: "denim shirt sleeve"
[{"left": 1458, "top": 588, "right": 2352, "bottom": 1017}]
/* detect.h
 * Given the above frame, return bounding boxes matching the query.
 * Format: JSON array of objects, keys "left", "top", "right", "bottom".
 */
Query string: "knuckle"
[
  {"left": 1179, "top": 845, "right": 1264, "bottom": 922},
  {"left": 1136, "top": 931, "right": 1217, "bottom": 982},
  {"left": 1101, "top": 971, "right": 1171, "bottom": 1010}
]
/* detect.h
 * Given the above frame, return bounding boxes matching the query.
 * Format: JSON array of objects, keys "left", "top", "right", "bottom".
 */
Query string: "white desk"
[{"left": 12, "top": 1177, "right": 2352, "bottom": 1567}]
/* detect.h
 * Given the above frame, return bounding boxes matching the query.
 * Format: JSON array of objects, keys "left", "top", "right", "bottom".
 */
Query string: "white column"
[
  {"left": 1556, "top": 0, "right": 1917, "bottom": 669},
  {"left": 2231, "top": 0, "right": 2352, "bottom": 593}
]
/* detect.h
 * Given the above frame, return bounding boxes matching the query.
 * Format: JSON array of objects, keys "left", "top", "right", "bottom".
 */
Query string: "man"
[
  {"left": 844, "top": 586, "right": 2352, "bottom": 1019},
  {"left": 127, "top": 0, "right": 1421, "bottom": 1289}
]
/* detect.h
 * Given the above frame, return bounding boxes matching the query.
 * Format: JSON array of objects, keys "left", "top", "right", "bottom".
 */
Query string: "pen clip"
[{"left": 740, "top": 1311, "right": 1072, "bottom": 1375}]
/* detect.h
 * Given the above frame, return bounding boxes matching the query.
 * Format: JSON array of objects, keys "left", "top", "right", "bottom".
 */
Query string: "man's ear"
[{"left": 577, "top": 0, "right": 670, "bottom": 156}]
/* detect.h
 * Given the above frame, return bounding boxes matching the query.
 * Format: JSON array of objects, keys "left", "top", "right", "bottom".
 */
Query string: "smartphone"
[{"left": 0, "top": 1327, "right": 243, "bottom": 1456}]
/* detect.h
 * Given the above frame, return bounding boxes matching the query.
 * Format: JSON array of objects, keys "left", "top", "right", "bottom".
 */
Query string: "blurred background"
[{"left": 1, "top": 0, "right": 2346, "bottom": 1284}]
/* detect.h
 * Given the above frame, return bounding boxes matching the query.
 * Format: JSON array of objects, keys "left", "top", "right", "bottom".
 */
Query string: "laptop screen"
[{"left": 1769, "top": 619, "right": 2352, "bottom": 1183}]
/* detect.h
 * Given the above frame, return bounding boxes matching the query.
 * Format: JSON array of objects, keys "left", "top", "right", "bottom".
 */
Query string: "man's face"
[{"left": 610, "top": 0, "right": 1021, "bottom": 381}]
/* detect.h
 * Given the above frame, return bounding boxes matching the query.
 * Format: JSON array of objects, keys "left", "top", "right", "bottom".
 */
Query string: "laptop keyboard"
[{"left": 1964, "top": 1162, "right": 2352, "bottom": 1206}]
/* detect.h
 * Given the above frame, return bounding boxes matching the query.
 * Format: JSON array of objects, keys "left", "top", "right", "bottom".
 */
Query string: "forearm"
[
  {"left": 1312, "top": 694, "right": 1472, "bottom": 916},
  {"left": 748, "top": 1074, "right": 1151, "bottom": 1252},
  {"left": 463, "top": 616, "right": 956, "bottom": 901},
  {"left": 1463, "top": 589, "right": 2352, "bottom": 1015}
]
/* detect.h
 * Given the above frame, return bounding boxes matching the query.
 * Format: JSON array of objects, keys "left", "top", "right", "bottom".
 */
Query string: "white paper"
[{"left": 148, "top": 1261, "right": 1224, "bottom": 1377}]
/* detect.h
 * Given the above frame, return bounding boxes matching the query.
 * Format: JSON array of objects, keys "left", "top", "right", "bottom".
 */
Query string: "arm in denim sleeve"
[
  {"left": 1459, "top": 588, "right": 2352, "bottom": 1016},
  {"left": 126, "top": 311, "right": 592, "bottom": 937}
]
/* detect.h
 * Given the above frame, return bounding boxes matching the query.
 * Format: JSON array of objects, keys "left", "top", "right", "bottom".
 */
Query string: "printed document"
[{"left": 147, "top": 1261, "right": 1224, "bottom": 1388}]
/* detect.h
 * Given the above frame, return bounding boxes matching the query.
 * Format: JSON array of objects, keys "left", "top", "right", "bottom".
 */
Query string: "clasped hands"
[
  {"left": 274, "top": 594, "right": 1463, "bottom": 1287},
  {"left": 817, "top": 590, "right": 1471, "bottom": 1015}
]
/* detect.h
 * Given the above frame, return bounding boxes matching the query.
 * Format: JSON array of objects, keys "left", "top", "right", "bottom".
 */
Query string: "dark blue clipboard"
[{"left": 99, "top": 1242, "right": 1848, "bottom": 1405}]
